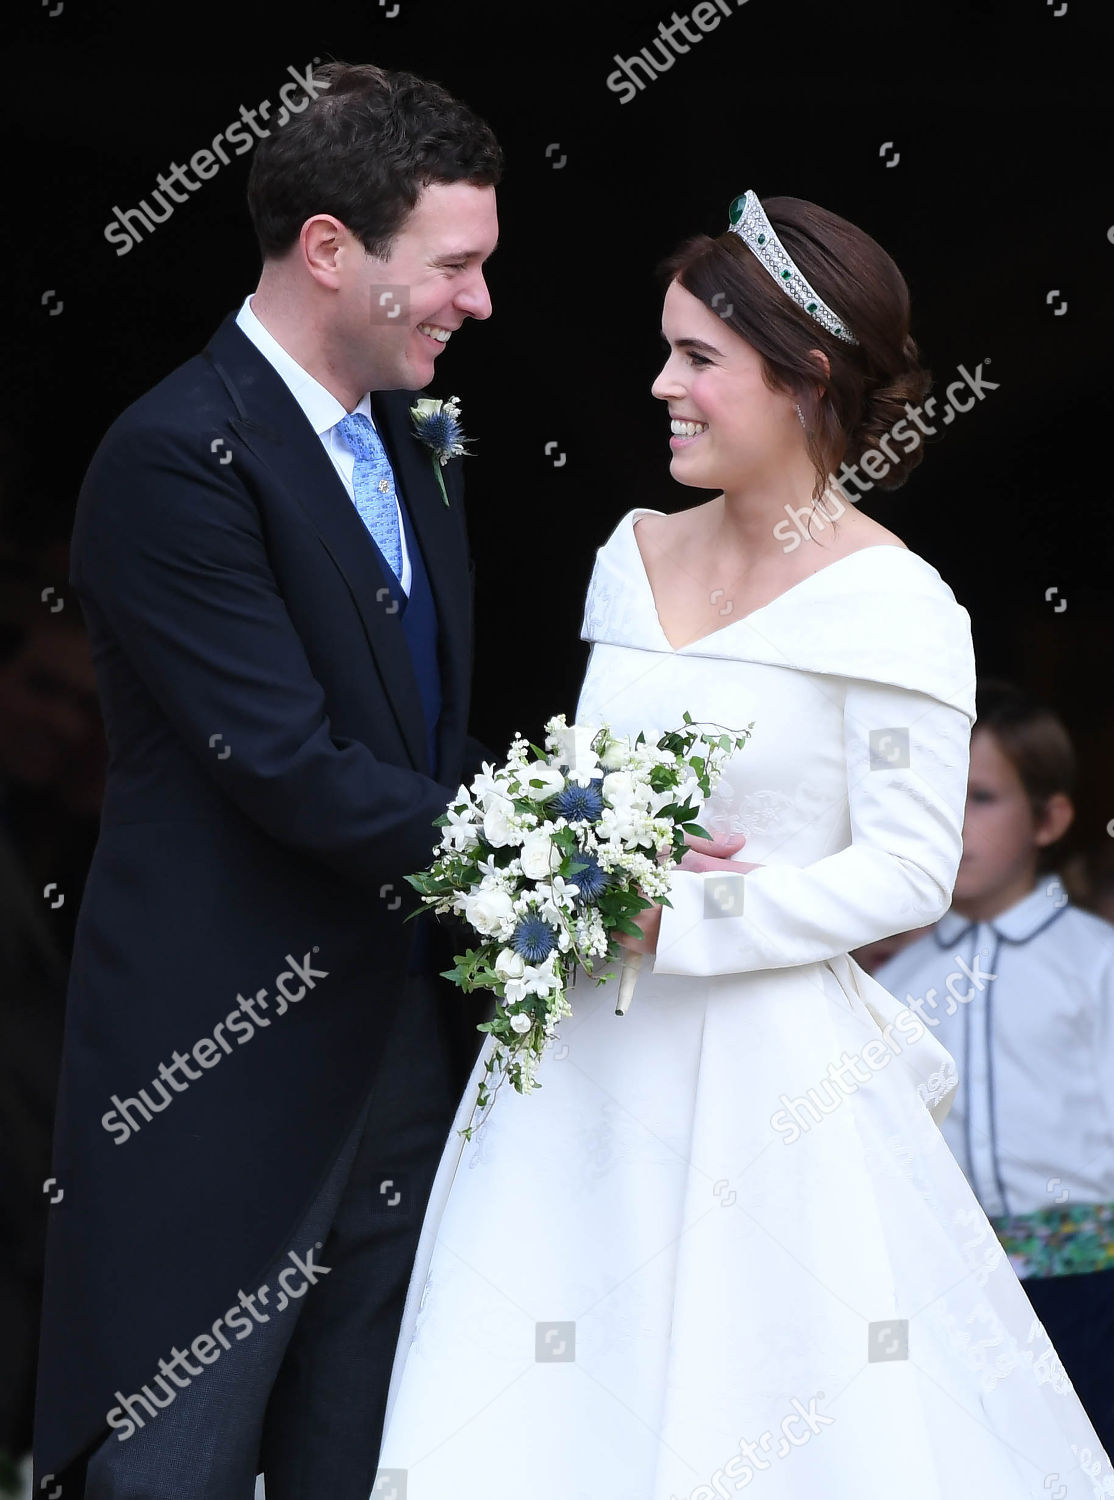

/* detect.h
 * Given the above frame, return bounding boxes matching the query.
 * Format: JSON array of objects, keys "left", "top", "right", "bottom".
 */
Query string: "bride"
[{"left": 374, "top": 191, "right": 1114, "bottom": 1498}]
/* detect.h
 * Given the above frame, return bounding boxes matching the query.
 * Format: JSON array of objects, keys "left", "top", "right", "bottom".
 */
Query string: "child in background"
[{"left": 876, "top": 678, "right": 1114, "bottom": 1452}]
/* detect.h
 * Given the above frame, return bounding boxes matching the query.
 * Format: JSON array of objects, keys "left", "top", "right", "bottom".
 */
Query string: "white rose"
[
  {"left": 461, "top": 887, "right": 515, "bottom": 936},
  {"left": 509, "top": 1012, "right": 534, "bottom": 1035},
  {"left": 494, "top": 947, "right": 525, "bottom": 980},
  {"left": 519, "top": 830, "right": 558, "bottom": 880},
  {"left": 520, "top": 762, "right": 566, "bottom": 801},
  {"left": 599, "top": 736, "right": 629, "bottom": 771},
  {"left": 482, "top": 796, "right": 519, "bottom": 848}
]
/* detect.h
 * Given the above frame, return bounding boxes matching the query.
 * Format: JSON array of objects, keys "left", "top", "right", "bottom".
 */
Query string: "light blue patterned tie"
[{"left": 335, "top": 412, "right": 403, "bottom": 582}]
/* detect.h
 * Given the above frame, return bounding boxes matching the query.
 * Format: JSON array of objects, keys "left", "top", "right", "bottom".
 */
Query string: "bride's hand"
[
  {"left": 683, "top": 831, "right": 746, "bottom": 860},
  {"left": 618, "top": 836, "right": 763, "bottom": 957},
  {"left": 615, "top": 904, "right": 661, "bottom": 956},
  {"left": 681, "top": 831, "right": 763, "bottom": 875}
]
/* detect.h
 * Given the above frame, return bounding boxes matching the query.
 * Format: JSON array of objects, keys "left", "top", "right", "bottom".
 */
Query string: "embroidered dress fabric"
[{"left": 376, "top": 509, "right": 1113, "bottom": 1499}]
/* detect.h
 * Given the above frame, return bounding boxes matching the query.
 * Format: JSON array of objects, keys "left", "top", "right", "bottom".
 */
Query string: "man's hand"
[{"left": 615, "top": 831, "right": 763, "bottom": 957}]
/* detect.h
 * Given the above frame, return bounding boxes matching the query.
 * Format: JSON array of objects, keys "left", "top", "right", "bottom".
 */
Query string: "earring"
[{"left": 795, "top": 403, "right": 807, "bottom": 430}]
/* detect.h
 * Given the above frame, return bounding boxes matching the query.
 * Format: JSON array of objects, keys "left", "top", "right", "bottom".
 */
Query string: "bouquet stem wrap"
[{"left": 615, "top": 951, "right": 644, "bottom": 1017}]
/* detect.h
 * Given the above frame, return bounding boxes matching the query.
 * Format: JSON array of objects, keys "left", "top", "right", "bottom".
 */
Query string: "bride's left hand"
[{"left": 616, "top": 833, "right": 764, "bottom": 956}]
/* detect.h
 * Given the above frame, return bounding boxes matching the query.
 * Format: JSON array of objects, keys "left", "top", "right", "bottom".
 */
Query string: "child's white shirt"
[{"left": 875, "top": 872, "right": 1114, "bottom": 1217}]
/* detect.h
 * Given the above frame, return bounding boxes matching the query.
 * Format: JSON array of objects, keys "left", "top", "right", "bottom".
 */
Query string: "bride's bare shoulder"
[
  {"left": 633, "top": 504, "right": 710, "bottom": 550},
  {"left": 823, "top": 504, "right": 908, "bottom": 555},
  {"left": 631, "top": 507, "right": 683, "bottom": 563}
]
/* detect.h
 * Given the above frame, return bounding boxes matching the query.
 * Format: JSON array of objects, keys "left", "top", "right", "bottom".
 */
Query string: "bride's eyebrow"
[{"left": 661, "top": 333, "right": 722, "bottom": 357}]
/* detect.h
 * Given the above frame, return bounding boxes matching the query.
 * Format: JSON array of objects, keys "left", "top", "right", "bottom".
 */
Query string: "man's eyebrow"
[{"left": 432, "top": 240, "right": 499, "bottom": 264}]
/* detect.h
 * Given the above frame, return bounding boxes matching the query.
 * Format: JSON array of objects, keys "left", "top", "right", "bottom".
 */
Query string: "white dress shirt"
[
  {"left": 875, "top": 872, "right": 1114, "bottom": 1217},
  {"left": 234, "top": 294, "right": 411, "bottom": 592}
]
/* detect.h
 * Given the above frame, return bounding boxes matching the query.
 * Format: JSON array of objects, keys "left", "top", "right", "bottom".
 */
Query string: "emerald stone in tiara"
[{"left": 727, "top": 190, "right": 859, "bottom": 346}]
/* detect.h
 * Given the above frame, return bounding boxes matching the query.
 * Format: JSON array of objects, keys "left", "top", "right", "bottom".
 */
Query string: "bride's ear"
[{"left": 808, "top": 348, "right": 831, "bottom": 397}]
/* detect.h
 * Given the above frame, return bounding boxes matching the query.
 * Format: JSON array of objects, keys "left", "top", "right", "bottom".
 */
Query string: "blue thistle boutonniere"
[{"left": 409, "top": 394, "right": 470, "bottom": 507}]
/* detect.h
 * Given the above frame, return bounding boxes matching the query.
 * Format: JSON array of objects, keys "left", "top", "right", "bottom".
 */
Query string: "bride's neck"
[{"left": 715, "top": 473, "right": 847, "bottom": 558}]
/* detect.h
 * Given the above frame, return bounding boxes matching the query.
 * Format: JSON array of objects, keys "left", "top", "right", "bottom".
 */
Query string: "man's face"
[{"left": 336, "top": 180, "right": 498, "bottom": 394}]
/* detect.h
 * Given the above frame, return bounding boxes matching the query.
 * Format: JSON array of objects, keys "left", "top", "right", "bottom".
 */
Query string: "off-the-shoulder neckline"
[{"left": 625, "top": 508, "right": 915, "bottom": 654}]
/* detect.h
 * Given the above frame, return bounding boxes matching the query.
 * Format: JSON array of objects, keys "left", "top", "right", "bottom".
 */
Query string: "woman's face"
[{"left": 651, "top": 279, "right": 800, "bottom": 493}]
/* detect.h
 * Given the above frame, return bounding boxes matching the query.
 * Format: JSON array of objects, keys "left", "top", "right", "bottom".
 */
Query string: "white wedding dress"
[{"left": 374, "top": 509, "right": 1114, "bottom": 1499}]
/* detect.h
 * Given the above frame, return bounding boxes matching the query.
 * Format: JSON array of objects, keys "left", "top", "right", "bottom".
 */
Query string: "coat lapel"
[{"left": 204, "top": 315, "right": 431, "bottom": 772}]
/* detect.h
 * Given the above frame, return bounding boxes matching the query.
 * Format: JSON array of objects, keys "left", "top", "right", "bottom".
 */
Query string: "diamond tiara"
[{"left": 727, "top": 190, "right": 859, "bottom": 346}]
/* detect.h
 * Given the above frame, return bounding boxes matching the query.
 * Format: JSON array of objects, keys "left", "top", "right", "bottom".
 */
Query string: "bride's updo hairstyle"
[{"left": 660, "top": 196, "right": 932, "bottom": 505}]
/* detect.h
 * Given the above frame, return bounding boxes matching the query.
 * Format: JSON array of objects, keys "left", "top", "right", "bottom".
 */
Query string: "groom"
[{"left": 33, "top": 61, "right": 501, "bottom": 1498}]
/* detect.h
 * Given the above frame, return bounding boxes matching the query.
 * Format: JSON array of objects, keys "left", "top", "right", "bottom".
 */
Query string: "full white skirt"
[{"left": 376, "top": 954, "right": 1113, "bottom": 1499}]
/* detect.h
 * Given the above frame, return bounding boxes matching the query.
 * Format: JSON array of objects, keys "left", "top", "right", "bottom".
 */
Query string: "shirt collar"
[
  {"left": 235, "top": 294, "right": 371, "bottom": 433},
  {"left": 933, "top": 873, "right": 1070, "bottom": 947}
]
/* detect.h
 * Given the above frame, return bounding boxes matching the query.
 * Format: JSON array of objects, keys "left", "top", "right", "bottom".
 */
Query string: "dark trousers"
[
  {"left": 83, "top": 972, "right": 459, "bottom": 1500},
  {"left": 1022, "top": 1266, "right": 1114, "bottom": 1457}
]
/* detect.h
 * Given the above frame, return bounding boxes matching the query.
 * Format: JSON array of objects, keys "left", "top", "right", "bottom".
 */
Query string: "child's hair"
[{"left": 973, "top": 677, "right": 1075, "bottom": 871}]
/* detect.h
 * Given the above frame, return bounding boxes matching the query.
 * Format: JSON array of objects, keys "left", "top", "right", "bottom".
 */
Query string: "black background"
[
  {"left": 3, "top": 0, "right": 1113, "bottom": 824},
  {"left": 1, "top": 0, "right": 1112, "bottom": 1473}
]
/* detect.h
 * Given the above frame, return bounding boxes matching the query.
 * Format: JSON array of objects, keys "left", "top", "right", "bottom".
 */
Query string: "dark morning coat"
[{"left": 32, "top": 312, "right": 487, "bottom": 1485}]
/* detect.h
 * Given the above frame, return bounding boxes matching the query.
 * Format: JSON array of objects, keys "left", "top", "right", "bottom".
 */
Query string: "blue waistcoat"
[{"left": 394, "top": 497, "right": 442, "bottom": 780}]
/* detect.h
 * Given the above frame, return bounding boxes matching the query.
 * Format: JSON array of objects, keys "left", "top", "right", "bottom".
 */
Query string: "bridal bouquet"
[{"left": 406, "top": 713, "right": 750, "bottom": 1134}]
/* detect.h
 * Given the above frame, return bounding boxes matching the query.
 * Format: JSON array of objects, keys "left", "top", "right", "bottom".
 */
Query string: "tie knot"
[{"left": 336, "top": 411, "right": 381, "bottom": 461}]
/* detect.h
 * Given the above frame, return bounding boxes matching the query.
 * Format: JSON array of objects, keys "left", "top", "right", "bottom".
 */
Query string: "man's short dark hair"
[{"left": 247, "top": 61, "right": 503, "bottom": 260}]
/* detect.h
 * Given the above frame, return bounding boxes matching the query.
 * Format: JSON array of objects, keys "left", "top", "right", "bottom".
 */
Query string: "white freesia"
[
  {"left": 534, "top": 877, "right": 581, "bottom": 925},
  {"left": 600, "top": 803, "right": 643, "bottom": 843},
  {"left": 647, "top": 786, "right": 679, "bottom": 817},
  {"left": 494, "top": 947, "right": 525, "bottom": 980},
  {"left": 549, "top": 720, "right": 602, "bottom": 786},
  {"left": 441, "top": 803, "right": 479, "bottom": 852},
  {"left": 461, "top": 887, "right": 515, "bottom": 936},
  {"left": 523, "top": 953, "right": 561, "bottom": 999},
  {"left": 602, "top": 770, "right": 642, "bottom": 809},
  {"left": 471, "top": 762, "right": 515, "bottom": 810},
  {"left": 482, "top": 796, "right": 519, "bottom": 848},
  {"left": 519, "top": 829, "right": 558, "bottom": 880},
  {"left": 520, "top": 762, "right": 566, "bottom": 801}
]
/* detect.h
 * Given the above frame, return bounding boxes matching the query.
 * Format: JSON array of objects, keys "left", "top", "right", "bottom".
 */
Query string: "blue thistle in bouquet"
[
  {"left": 568, "top": 852, "right": 610, "bottom": 904},
  {"left": 551, "top": 781, "right": 605, "bottom": 823},
  {"left": 511, "top": 915, "right": 557, "bottom": 964},
  {"left": 406, "top": 713, "right": 752, "bottom": 1136}
]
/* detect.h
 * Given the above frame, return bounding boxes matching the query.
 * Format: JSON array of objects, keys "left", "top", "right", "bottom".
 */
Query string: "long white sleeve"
[{"left": 653, "top": 675, "right": 972, "bottom": 977}]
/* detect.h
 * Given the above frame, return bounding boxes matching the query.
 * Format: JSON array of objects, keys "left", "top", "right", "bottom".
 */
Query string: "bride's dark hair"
[{"left": 660, "top": 196, "right": 932, "bottom": 509}]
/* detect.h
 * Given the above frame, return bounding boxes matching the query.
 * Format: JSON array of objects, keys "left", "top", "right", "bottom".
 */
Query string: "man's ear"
[
  {"left": 300, "top": 214, "right": 348, "bottom": 289},
  {"left": 1035, "top": 791, "right": 1074, "bottom": 849}
]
